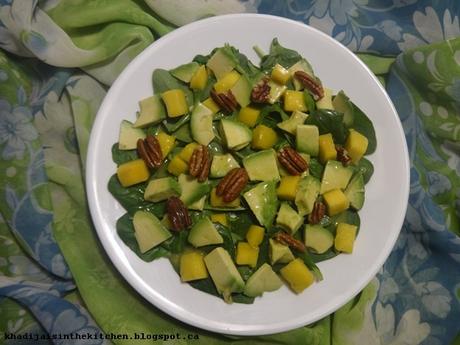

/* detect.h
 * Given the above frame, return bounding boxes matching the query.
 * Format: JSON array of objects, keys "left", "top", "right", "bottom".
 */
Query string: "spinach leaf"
[
  {"left": 111, "top": 143, "right": 138, "bottom": 165},
  {"left": 225, "top": 45, "right": 260, "bottom": 78},
  {"left": 349, "top": 102, "right": 377, "bottom": 154},
  {"left": 152, "top": 69, "right": 193, "bottom": 107},
  {"left": 215, "top": 223, "right": 236, "bottom": 259},
  {"left": 228, "top": 211, "right": 256, "bottom": 239},
  {"left": 303, "top": 90, "right": 316, "bottom": 112},
  {"left": 173, "top": 123, "right": 192, "bottom": 143},
  {"left": 309, "top": 158, "right": 324, "bottom": 179},
  {"left": 355, "top": 157, "right": 374, "bottom": 184},
  {"left": 327, "top": 210, "right": 361, "bottom": 235},
  {"left": 305, "top": 109, "right": 349, "bottom": 145},
  {"left": 310, "top": 250, "right": 338, "bottom": 263},
  {"left": 189, "top": 277, "right": 255, "bottom": 304},
  {"left": 163, "top": 114, "right": 190, "bottom": 133},
  {"left": 193, "top": 74, "right": 216, "bottom": 104},
  {"left": 260, "top": 38, "right": 302, "bottom": 71},
  {"left": 116, "top": 213, "right": 169, "bottom": 262},
  {"left": 162, "top": 231, "right": 188, "bottom": 254}
]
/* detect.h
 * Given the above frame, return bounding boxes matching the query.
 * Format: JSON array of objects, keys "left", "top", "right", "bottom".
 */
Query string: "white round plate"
[{"left": 86, "top": 14, "right": 409, "bottom": 336}]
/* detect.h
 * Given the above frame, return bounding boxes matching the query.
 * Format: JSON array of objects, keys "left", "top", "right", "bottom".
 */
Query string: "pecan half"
[
  {"left": 277, "top": 147, "right": 308, "bottom": 175},
  {"left": 335, "top": 145, "right": 352, "bottom": 166},
  {"left": 189, "top": 145, "right": 211, "bottom": 182},
  {"left": 294, "top": 71, "right": 324, "bottom": 101},
  {"left": 166, "top": 196, "right": 192, "bottom": 232},
  {"left": 137, "top": 135, "right": 163, "bottom": 169},
  {"left": 216, "top": 168, "right": 249, "bottom": 202},
  {"left": 251, "top": 76, "right": 270, "bottom": 103},
  {"left": 210, "top": 89, "right": 238, "bottom": 113},
  {"left": 274, "top": 231, "right": 306, "bottom": 253},
  {"left": 308, "top": 201, "right": 326, "bottom": 225}
]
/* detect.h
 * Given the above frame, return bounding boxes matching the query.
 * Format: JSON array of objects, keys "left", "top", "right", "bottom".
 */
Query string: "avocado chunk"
[
  {"left": 170, "top": 62, "right": 200, "bottom": 83},
  {"left": 276, "top": 202, "right": 303, "bottom": 234},
  {"left": 230, "top": 74, "right": 251, "bottom": 107},
  {"left": 144, "top": 177, "right": 181, "bottom": 202},
  {"left": 178, "top": 174, "right": 211, "bottom": 210},
  {"left": 304, "top": 224, "right": 333, "bottom": 254},
  {"left": 269, "top": 238, "right": 294, "bottom": 264},
  {"left": 296, "top": 125, "right": 319, "bottom": 156},
  {"left": 333, "top": 90, "right": 353, "bottom": 127},
  {"left": 206, "top": 48, "right": 237, "bottom": 79},
  {"left": 243, "top": 181, "right": 279, "bottom": 228},
  {"left": 320, "top": 160, "right": 354, "bottom": 194},
  {"left": 277, "top": 110, "right": 308, "bottom": 135},
  {"left": 243, "top": 263, "right": 283, "bottom": 297},
  {"left": 295, "top": 175, "right": 321, "bottom": 216},
  {"left": 344, "top": 173, "right": 365, "bottom": 210},
  {"left": 133, "top": 211, "right": 172, "bottom": 253},
  {"left": 188, "top": 217, "right": 223, "bottom": 247},
  {"left": 243, "top": 149, "right": 280, "bottom": 182},
  {"left": 134, "top": 95, "right": 166, "bottom": 128},
  {"left": 118, "top": 120, "right": 146, "bottom": 150},
  {"left": 190, "top": 103, "right": 215, "bottom": 145},
  {"left": 210, "top": 153, "right": 240, "bottom": 178},
  {"left": 220, "top": 119, "right": 252, "bottom": 150},
  {"left": 204, "top": 247, "right": 245, "bottom": 303}
]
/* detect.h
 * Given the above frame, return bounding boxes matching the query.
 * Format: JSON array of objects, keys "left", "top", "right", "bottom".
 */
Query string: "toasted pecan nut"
[
  {"left": 166, "top": 196, "right": 191, "bottom": 232},
  {"left": 189, "top": 145, "right": 211, "bottom": 182},
  {"left": 274, "top": 231, "right": 306, "bottom": 253},
  {"left": 294, "top": 71, "right": 324, "bottom": 101},
  {"left": 308, "top": 201, "right": 326, "bottom": 225},
  {"left": 251, "top": 76, "right": 271, "bottom": 103},
  {"left": 335, "top": 145, "right": 352, "bottom": 167},
  {"left": 216, "top": 168, "right": 249, "bottom": 202},
  {"left": 137, "top": 135, "right": 162, "bottom": 169},
  {"left": 210, "top": 89, "right": 238, "bottom": 113},
  {"left": 277, "top": 147, "right": 308, "bottom": 175}
]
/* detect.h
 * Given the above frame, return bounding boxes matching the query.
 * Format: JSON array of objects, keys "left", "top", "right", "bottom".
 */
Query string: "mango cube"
[
  {"left": 210, "top": 213, "right": 228, "bottom": 227},
  {"left": 251, "top": 125, "right": 278, "bottom": 149},
  {"left": 180, "top": 251, "right": 208, "bottom": 282},
  {"left": 284, "top": 90, "right": 307, "bottom": 112},
  {"left": 210, "top": 188, "right": 241, "bottom": 208},
  {"left": 277, "top": 175, "right": 301, "bottom": 200},
  {"left": 280, "top": 258, "right": 314, "bottom": 293},
  {"left": 246, "top": 225, "right": 265, "bottom": 247},
  {"left": 156, "top": 132, "right": 176, "bottom": 157},
  {"left": 271, "top": 63, "right": 290, "bottom": 85},
  {"left": 190, "top": 65, "right": 208, "bottom": 90},
  {"left": 161, "top": 89, "right": 188, "bottom": 117},
  {"left": 117, "top": 159, "right": 150, "bottom": 187},
  {"left": 236, "top": 242, "right": 259, "bottom": 268},
  {"left": 238, "top": 106, "right": 260, "bottom": 127},
  {"left": 213, "top": 70, "right": 240, "bottom": 93},
  {"left": 334, "top": 223, "right": 358, "bottom": 253},
  {"left": 323, "top": 188, "right": 350, "bottom": 216},
  {"left": 167, "top": 155, "right": 188, "bottom": 176},
  {"left": 318, "top": 133, "right": 337, "bottom": 163},
  {"left": 345, "top": 130, "right": 368, "bottom": 163},
  {"left": 202, "top": 97, "right": 220, "bottom": 114},
  {"left": 178, "top": 142, "right": 199, "bottom": 162}
]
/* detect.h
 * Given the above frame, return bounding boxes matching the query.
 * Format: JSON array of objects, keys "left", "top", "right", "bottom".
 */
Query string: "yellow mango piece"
[
  {"left": 161, "top": 89, "right": 188, "bottom": 117},
  {"left": 345, "top": 129, "right": 369, "bottom": 164},
  {"left": 156, "top": 132, "right": 176, "bottom": 157},
  {"left": 116, "top": 159, "right": 150, "bottom": 187},
  {"left": 246, "top": 225, "right": 265, "bottom": 247},
  {"left": 210, "top": 213, "right": 228, "bottom": 227},
  {"left": 323, "top": 189, "right": 350, "bottom": 216},
  {"left": 202, "top": 97, "right": 220, "bottom": 114},
  {"left": 251, "top": 125, "right": 278, "bottom": 150},
  {"left": 271, "top": 63, "right": 290, "bottom": 85},
  {"left": 280, "top": 258, "right": 314, "bottom": 293},
  {"left": 334, "top": 223, "right": 358, "bottom": 253},
  {"left": 284, "top": 90, "right": 307, "bottom": 112},
  {"left": 190, "top": 65, "right": 208, "bottom": 90},
  {"left": 277, "top": 175, "right": 301, "bottom": 201},
  {"left": 180, "top": 251, "right": 208, "bottom": 282},
  {"left": 213, "top": 70, "right": 241, "bottom": 93},
  {"left": 238, "top": 106, "right": 260, "bottom": 128},
  {"left": 178, "top": 142, "right": 199, "bottom": 163},
  {"left": 210, "top": 188, "right": 240, "bottom": 208},
  {"left": 236, "top": 242, "right": 259, "bottom": 268},
  {"left": 318, "top": 133, "right": 337, "bottom": 163},
  {"left": 167, "top": 156, "right": 188, "bottom": 176}
]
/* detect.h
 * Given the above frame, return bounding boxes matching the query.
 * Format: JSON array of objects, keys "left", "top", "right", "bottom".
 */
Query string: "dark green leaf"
[
  {"left": 111, "top": 143, "right": 138, "bottom": 165},
  {"left": 349, "top": 102, "right": 377, "bottom": 154},
  {"left": 355, "top": 157, "right": 374, "bottom": 184},
  {"left": 215, "top": 223, "right": 236, "bottom": 259},
  {"left": 260, "top": 38, "right": 302, "bottom": 71},
  {"left": 303, "top": 90, "right": 316, "bottom": 112},
  {"left": 306, "top": 109, "right": 349, "bottom": 145},
  {"left": 163, "top": 114, "right": 190, "bottom": 133},
  {"left": 297, "top": 252, "right": 323, "bottom": 281},
  {"left": 173, "top": 123, "right": 192, "bottom": 143},
  {"left": 308, "top": 158, "right": 324, "bottom": 179},
  {"left": 162, "top": 231, "right": 188, "bottom": 254},
  {"left": 152, "top": 69, "right": 193, "bottom": 107}
]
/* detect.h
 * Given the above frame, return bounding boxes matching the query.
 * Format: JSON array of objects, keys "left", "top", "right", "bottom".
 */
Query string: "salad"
[{"left": 109, "top": 38, "right": 376, "bottom": 304}]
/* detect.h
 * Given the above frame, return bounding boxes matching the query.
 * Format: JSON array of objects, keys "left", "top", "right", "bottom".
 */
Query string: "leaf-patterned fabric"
[{"left": 0, "top": 1, "right": 459, "bottom": 344}]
